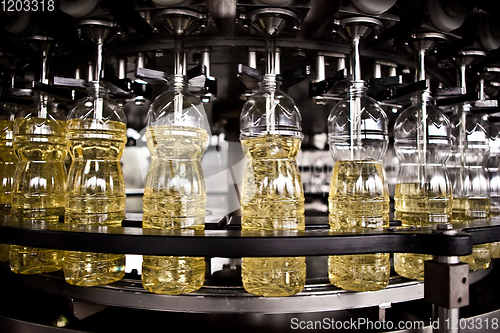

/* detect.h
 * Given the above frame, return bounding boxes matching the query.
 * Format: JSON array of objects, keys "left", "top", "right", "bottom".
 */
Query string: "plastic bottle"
[
  {"left": 393, "top": 91, "right": 452, "bottom": 280},
  {"left": 448, "top": 104, "right": 491, "bottom": 270},
  {"left": 10, "top": 94, "right": 66, "bottom": 274},
  {"left": 328, "top": 81, "right": 390, "bottom": 291},
  {"left": 485, "top": 119, "right": 500, "bottom": 259},
  {"left": 0, "top": 103, "right": 20, "bottom": 261},
  {"left": 487, "top": 121, "right": 500, "bottom": 215},
  {"left": 240, "top": 73, "right": 306, "bottom": 297},
  {"left": 142, "top": 73, "right": 210, "bottom": 295},
  {"left": 63, "top": 82, "right": 126, "bottom": 286}
]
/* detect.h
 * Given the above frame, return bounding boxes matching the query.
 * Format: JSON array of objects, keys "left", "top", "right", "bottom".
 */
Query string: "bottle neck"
[
  {"left": 259, "top": 74, "right": 280, "bottom": 92},
  {"left": 170, "top": 74, "right": 187, "bottom": 93},
  {"left": 348, "top": 81, "right": 366, "bottom": 99},
  {"left": 410, "top": 90, "right": 432, "bottom": 104},
  {"left": 88, "top": 82, "right": 110, "bottom": 99}
]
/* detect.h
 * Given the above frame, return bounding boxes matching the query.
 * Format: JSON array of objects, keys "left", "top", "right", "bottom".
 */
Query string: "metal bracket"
[
  {"left": 308, "top": 68, "right": 348, "bottom": 98},
  {"left": 70, "top": 299, "right": 109, "bottom": 320},
  {"left": 424, "top": 260, "right": 469, "bottom": 309}
]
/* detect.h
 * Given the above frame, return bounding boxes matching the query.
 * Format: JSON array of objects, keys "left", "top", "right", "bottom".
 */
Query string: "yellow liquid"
[
  {"left": 452, "top": 197, "right": 468, "bottom": 222},
  {"left": 461, "top": 200, "right": 491, "bottom": 270},
  {"left": 467, "top": 198, "right": 490, "bottom": 219},
  {"left": 241, "top": 135, "right": 306, "bottom": 297},
  {"left": 142, "top": 126, "right": 208, "bottom": 295},
  {"left": 63, "top": 119, "right": 127, "bottom": 286},
  {"left": 452, "top": 197, "right": 491, "bottom": 270},
  {"left": 10, "top": 116, "right": 67, "bottom": 274},
  {"left": 394, "top": 183, "right": 452, "bottom": 280},
  {"left": 328, "top": 160, "right": 390, "bottom": 292},
  {"left": 0, "top": 120, "right": 17, "bottom": 262},
  {"left": 0, "top": 120, "right": 17, "bottom": 213},
  {"left": 490, "top": 242, "right": 500, "bottom": 259}
]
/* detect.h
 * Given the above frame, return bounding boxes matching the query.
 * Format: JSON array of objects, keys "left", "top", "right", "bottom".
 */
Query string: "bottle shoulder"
[{"left": 68, "top": 96, "right": 127, "bottom": 125}]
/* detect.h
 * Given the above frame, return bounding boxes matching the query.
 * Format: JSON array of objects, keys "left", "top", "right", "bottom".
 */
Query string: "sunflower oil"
[
  {"left": 10, "top": 112, "right": 66, "bottom": 274},
  {"left": 240, "top": 134, "right": 306, "bottom": 297},
  {"left": 394, "top": 182, "right": 452, "bottom": 280},
  {"left": 142, "top": 125, "right": 207, "bottom": 295},
  {"left": 328, "top": 160, "right": 390, "bottom": 291},
  {"left": 63, "top": 118, "right": 126, "bottom": 286}
]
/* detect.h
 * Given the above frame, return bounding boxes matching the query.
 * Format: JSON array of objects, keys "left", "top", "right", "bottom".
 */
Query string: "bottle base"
[
  {"left": 10, "top": 246, "right": 62, "bottom": 274},
  {"left": 142, "top": 256, "right": 205, "bottom": 295},
  {"left": 328, "top": 254, "right": 390, "bottom": 292},
  {"left": 460, "top": 244, "right": 491, "bottom": 270},
  {"left": 241, "top": 257, "right": 306, "bottom": 297},
  {"left": 63, "top": 251, "right": 125, "bottom": 286},
  {"left": 394, "top": 253, "right": 431, "bottom": 281},
  {"left": 12, "top": 209, "right": 64, "bottom": 223},
  {"left": 64, "top": 212, "right": 125, "bottom": 226}
]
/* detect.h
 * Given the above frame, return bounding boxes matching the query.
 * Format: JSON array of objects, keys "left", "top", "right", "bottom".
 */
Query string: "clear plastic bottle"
[
  {"left": 448, "top": 104, "right": 491, "bottom": 270},
  {"left": 141, "top": 73, "right": 210, "bottom": 295},
  {"left": 485, "top": 119, "right": 500, "bottom": 259},
  {"left": 487, "top": 121, "right": 500, "bottom": 215},
  {"left": 0, "top": 103, "right": 20, "bottom": 262},
  {"left": 393, "top": 91, "right": 452, "bottom": 280},
  {"left": 240, "top": 73, "right": 305, "bottom": 297},
  {"left": 63, "top": 82, "right": 126, "bottom": 286},
  {"left": 10, "top": 94, "right": 66, "bottom": 274},
  {"left": 328, "top": 81, "right": 390, "bottom": 291}
]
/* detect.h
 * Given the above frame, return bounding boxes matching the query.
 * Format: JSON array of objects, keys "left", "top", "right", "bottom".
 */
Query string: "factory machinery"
[{"left": 1, "top": 0, "right": 500, "bottom": 332}]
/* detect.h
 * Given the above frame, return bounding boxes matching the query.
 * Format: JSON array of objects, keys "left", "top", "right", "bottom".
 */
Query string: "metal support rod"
[
  {"left": 201, "top": 49, "right": 211, "bottom": 77},
  {"left": 248, "top": 50, "right": 257, "bottom": 69},
  {"left": 388, "top": 65, "right": 397, "bottom": 77},
  {"left": 338, "top": 57, "right": 346, "bottom": 71},
  {"left": 315, "top": 54, "right": 325, "bottom": 82},
  {"left": 87, "top": 61, "right": 95, "bottom": 82},
  {"left": 265, "top": 37, "right": 276, "bottom": 75},
  {"left": 118, "top": 58, "right": 127, "bottom": 79},
  {"left": 457, "top": 63, "right": 468, "bottom": 203},
  {"left": 174, "top": 39, "right": 186, "bottom": 76},
  {"left": 275, "top": 48, "right": 280, "bottom": 75},
  {"left": 414, "top": 48, "right": 428, "bottom": 180},
  {"left": 41, "top": 50, "right": 49, "bottom": 85},
  {"left": 39, "top": 49, "right": 50, "bottom": 118},
  {"left": 349, "top": 36, "right": 361, "bottom": 82},
  {"left": 96, "top": 38, "right": 104, "bottom": 84},
  {"left": 458, "top": 64, "right": 467, "bottom": 90},
  {"left": 136, "top": 52, "right": 146, "bottom": 70},
  {"left": 74, "top": 67, "right": 82, "bottom": 80},
  {"left": 433, "top": 306, "right": 460, "bottom": 333},
  {"left": 416, "top": 50, "right": 427, "bottom": 83},
  {"left": 479, "top": 78, "right": 485, "bottom": 100},
  {"left": 432, "top": 255, "right": 461, "bottom": 333},
  {"left": 373, "top": 61, "right": 382, "bottom": 79}
]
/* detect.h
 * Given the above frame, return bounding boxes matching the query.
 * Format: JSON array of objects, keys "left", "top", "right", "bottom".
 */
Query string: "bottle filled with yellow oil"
[
  {"left": 0, "top": 103, "right": 21, "bottom": 262},
  {"left": 141, "top": 72, "right": 210, "bottom": 295},
  {"left": 327, "top": 81, "right": 390, "bottom": 292},
  {"left": 239, "top": 69, "right": 306, "bottom": 297},
  {"left": 63, "top": 82, "right": 126, "bottom": 286},
  {"left": 448, "top": 104, "right": 491, "bottom": 270},
  {"left": 393, "top": 89, "right": 452, "bottom": 280},
  {"left": 240, "top": 134, "right": 305, "bottom": 296},
  {"left": 10, "top": 94, "right": 66, "bottom": 274}
]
